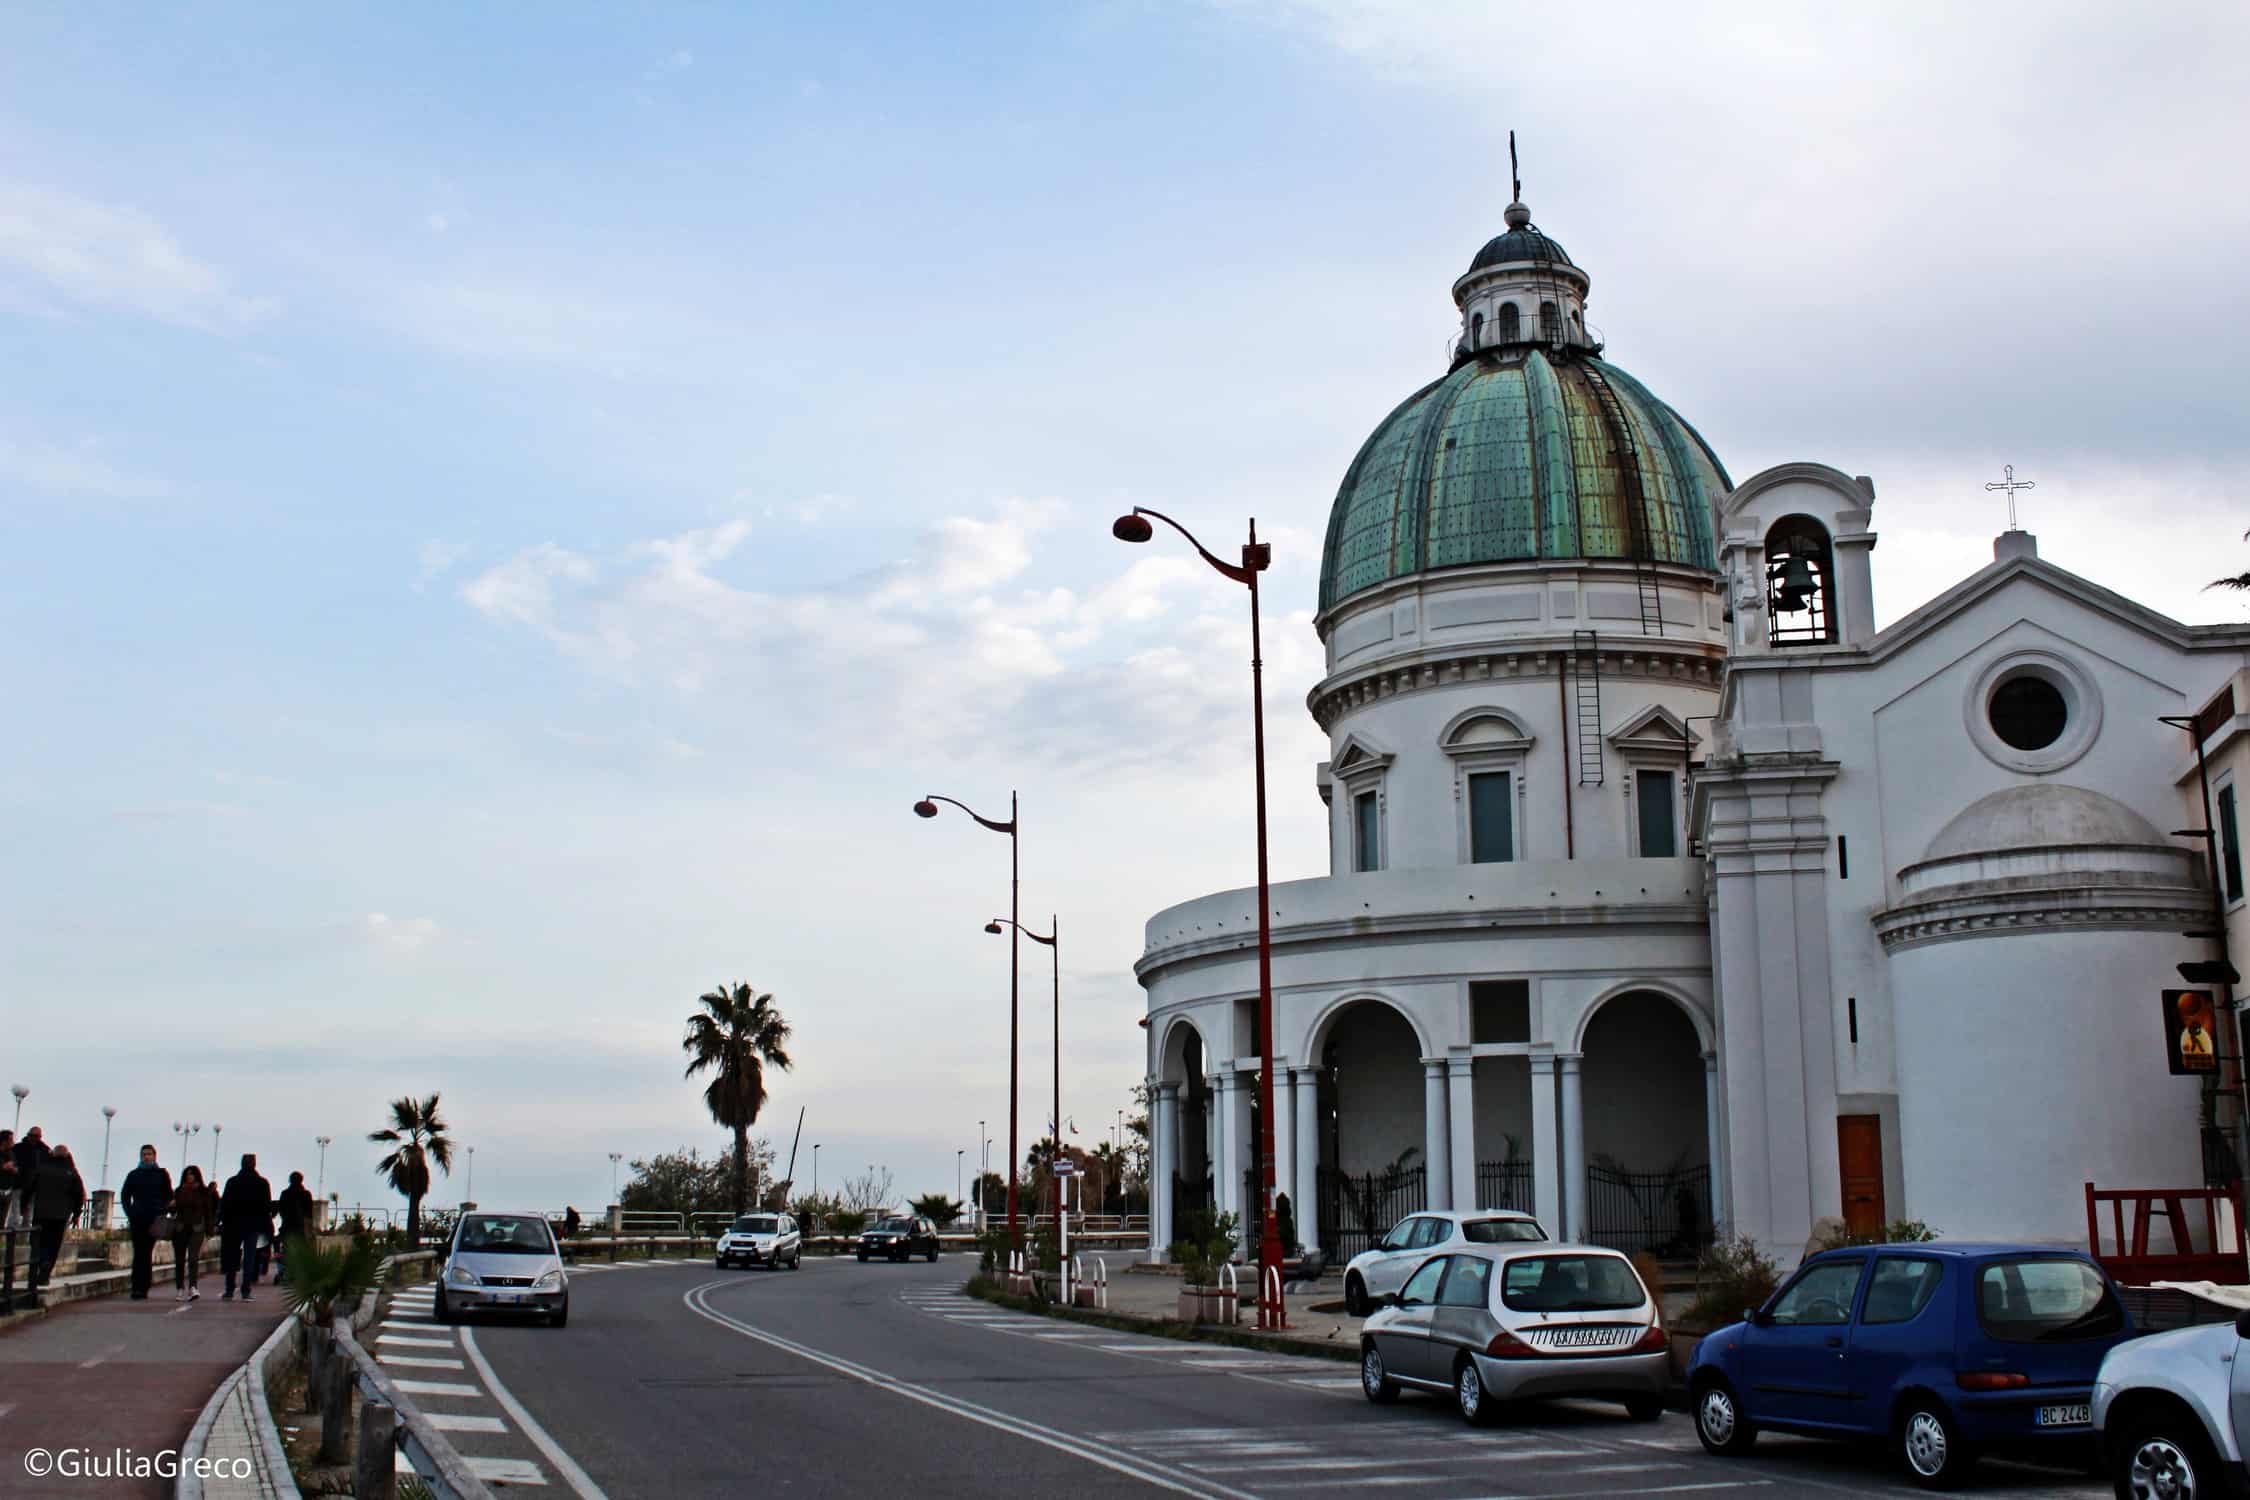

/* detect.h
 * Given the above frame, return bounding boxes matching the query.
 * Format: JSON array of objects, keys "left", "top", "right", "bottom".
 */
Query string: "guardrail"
[{"left": 331, "top": 1251, "right": 495, "bottom": 1500}]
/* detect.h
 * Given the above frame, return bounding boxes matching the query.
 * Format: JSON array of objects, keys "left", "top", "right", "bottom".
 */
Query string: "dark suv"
[{"left": 857, "top": 1215, "right": 940, "bottom": 1262}]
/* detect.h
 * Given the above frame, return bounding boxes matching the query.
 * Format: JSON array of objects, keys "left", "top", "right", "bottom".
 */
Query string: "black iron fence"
[
  {"left": 1585, "top": 1163, "right": 1712, "bottom": 1257},
  {"left": 1170, "top": 1172, "right": 1213, "bottom": 1245},
  {"left": 1, "top": 1226, "right": 33, "bottom": 1313},
  {"left": 1475, "top": 1159, "right": 1535, "bottom": 1215},
  {"left": 1318, "top": 1164, "right": 1427, "bottom": 1262}
]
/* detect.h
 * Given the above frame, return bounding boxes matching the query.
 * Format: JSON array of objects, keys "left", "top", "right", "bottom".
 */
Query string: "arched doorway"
[
  {"left": 1578, "top": 990, "right": 1712, "bottom": 1255},
  {"left": 1158, "top": 1019, "right": 1212, "bottom": 1240},
  {"left": 1312, "top": 999, "right": 1428, "bottom": 1261}
]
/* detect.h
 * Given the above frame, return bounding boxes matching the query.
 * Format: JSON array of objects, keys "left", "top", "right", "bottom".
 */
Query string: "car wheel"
[
  {"left": 715, "top": 1257, "right": 726, "bottom": 1269},
  {"left": 1454, "top": 1357, "right": 1497, "bottom": 1426},
  {"left": 435, "top": 1287, "right": 456, "bottom": 1324},
  {"left": 927, "top": 1247, "right": 939, "bottom": 1263},
  {"left": 1692, "top": 1377, "right": 1756, "bottom": 1456},
  {"left": 1897, "top": 1397, "right": 1974, "bottom": 1489},
  {"left": 856, "top": 1252, "right": 867, "bottom": 1262},
  {"left": 549, "top": 1301, "right": 568, "bottom": 1328},
  {"left": 1343, "top": 1273, "right": 1370, "bottom": 1317},
  {"left": 1624, "top": 1393, "right": 1664, "bottom": 1423},
  {"left": 1359, "top": 1342, "right": 1399, "bottom": 1404},
  {"left": 2114, "top": 1419, "right": 2219, "bottom": 1500},
  {"left": 790, "top": 1252, "right": 802, "bottom": 1270}
]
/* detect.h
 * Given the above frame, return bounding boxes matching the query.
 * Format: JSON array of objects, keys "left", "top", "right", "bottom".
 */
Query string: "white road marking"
[
  {"left": 426, "top": 1413, "right": 510, "bottom": 1434},
  {"left": 378, "top": 1355, "right": 467, "bottom": 1370},
  {"left": 1594, "top": 1485, "right": 1773, "bottom": 1497},
  {"left": 1261, "top": 1479, "right": 1452, "bottom": 1490},
  {"left": 378, "top": 1335, "right": 457, "bottom": 1349},
  {"left": 392, "top": 1379, "right": 483, "bottom": 1397},
  {"left": 459, "top": 1326, "right": 611, "bottom": 1500},
  {"left": 684, "top": 1281, "right": 1259, "bottom": 1500}
]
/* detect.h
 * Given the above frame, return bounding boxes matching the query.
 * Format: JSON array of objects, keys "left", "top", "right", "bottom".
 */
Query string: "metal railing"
[
  {"left": 1585, "top": 1164, "right": 1713, "bottom": 1257},
  {"left": 1319, "top": 1164, "right": 1428, "bottom": 1262},
  {"left": 1475, "top": 1159, "right": 1535, "bottom": 1215},
  {"left": 333, "top": 1252, "right": 494, "bottom": 1499}
]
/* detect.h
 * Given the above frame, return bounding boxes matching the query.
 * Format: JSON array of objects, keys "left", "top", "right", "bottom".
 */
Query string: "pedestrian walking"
[
  {"left": 274, "top": 1171, "right": 314, "bottom": 1283},
  {"left": 218, "top": 1153, "right": 273, "bottom": 1301},
  {"left": 28, "top": 1143, "right": 85, "bottom": 1292},
  {"left": 119, "top": 1143, "right": 173, "bottom": 1301},
  {"left": 0, "top": 1130, "right": 18, "bottom": 1232},
  {"left": 170, "top": 1165, "right": 216, "bottom": 1301},
  {"left": 12, "top": 1125, "right": 49, "bottom": 1228},
  {"left": 564, "top": 1205, "right": 581, "bottom": 1239}
]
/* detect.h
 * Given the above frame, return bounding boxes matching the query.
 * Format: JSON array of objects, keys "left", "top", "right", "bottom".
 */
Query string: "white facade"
[{"left": 1136, "top": 202, "right": 2245, "bottom": 1269}]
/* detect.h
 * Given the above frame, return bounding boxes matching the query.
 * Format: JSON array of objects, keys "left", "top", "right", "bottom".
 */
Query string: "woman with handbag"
[{"left": 170, "top": 1166, "right": 216, "bottom": 1302}]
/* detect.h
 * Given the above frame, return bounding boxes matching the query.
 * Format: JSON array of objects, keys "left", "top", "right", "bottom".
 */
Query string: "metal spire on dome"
[{"left": 1505, "top": 131, "right": 1530, "bottom": 229}]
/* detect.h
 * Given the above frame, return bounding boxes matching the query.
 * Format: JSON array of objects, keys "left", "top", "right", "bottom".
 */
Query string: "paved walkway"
[{"left": 0, "top": 1289, "right": 285, "bottom": 1498}]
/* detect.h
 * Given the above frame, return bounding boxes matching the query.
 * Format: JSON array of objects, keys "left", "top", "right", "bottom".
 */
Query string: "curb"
[
  {"left": 177, "top": 1312, "right": 297, "bottom": 1500},
  {"left": 962, "top": 1275, "right": 1358, "bottom": 1364}
]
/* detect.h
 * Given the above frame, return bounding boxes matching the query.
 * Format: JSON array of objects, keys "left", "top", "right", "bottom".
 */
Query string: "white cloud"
[
  {"left": 0, "top": 433, "right": 170, "bottom": 499},
  {"left": 361, "top": 912, "right": 443, "bottom": 953},
  {"left": 415, "top": 539, "right": 471, "bottom": 589},
  {"left": 0, "top": 182, "right": 274, "bottom": 331}
]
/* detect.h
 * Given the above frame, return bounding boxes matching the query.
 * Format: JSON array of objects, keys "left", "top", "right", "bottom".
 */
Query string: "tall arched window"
[
  {"left": 1497, "top": 303, "right": 1520, "bottom": 343},
  {"left": 1470, "top": 311, "right": 1484, "bottom": 347},
  {"left": 1765, "top": 515, "right": 1838, "bottom": 646},
  {"left": 1539, "top": 300, "right": 1559, "bottom": 341}
]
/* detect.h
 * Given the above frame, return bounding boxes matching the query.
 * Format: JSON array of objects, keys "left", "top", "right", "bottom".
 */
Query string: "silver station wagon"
[{"left": 1359, "top": 1242, "right": 1668, "bottom": 1424}]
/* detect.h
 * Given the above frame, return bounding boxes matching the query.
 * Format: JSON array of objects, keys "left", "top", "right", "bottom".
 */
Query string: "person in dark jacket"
[
  {"left": 12, "top": 1125, "right": 49, "bottom": 1228},
  {"left": 119, "top": 1144, "right": 173, "bottom": 1301},
  {"left": 273, "top": 1171, "right": 315, "bottom": 1283},
  {"left": 563, "top": 1205, "right": 581, "bottom": 1239},
  {"left": 28, "top": 1143, "right": 85, "bottom": 1291},
  {"left": 0, "top": 1130, "right": 17, "bottom": 1229},
  {"left": 170, "top": 1166, "right": 216, "bottom": 1301},
  {"left": 218, "top": 1153, "right": 273, "bottom": 1301}
]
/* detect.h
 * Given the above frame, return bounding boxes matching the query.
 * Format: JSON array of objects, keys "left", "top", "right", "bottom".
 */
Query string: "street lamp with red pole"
[
  {"left": 1110, "top": 506, "right": 1284, "bottom": 1329},
  {"left": 987, "top": 915, "right": 1059, "bottom": 1226},
  {"left": 915, "top": 791, "right": 1023, "bottom": 1248}
]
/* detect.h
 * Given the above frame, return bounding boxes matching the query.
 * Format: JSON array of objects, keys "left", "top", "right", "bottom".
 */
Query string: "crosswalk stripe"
[
  {"left": 464, "top": 1456, "right": 548, "bottom": 1485},
  {"left": 391, "top": 1380, "right": 482, "bottom": 1397},
  {"left": 378, "top": 1355, "right": 467, "bottom": 1370},
  {"left": 426, "top": 1413, "right": 510, "bottom": 1434},
  {"left": 378, "top": 1335, "right": 456, "bottom": 1349}
]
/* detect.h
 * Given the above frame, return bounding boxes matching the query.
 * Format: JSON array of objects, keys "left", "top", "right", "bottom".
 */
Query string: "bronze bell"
[{"left": 1770, "top": 554, "right": 1816, "bottom": 612}]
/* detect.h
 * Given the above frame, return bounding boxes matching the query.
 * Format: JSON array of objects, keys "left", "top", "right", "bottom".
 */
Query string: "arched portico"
[
  {"left": 1570, "top": 987, "right": 1718, "bottom": 1255},
  {"left": 1304, "top": 996, "right": 1440, "bottom": 1261},
  {"left": 1149, "top": 1014, "right": 1213, "bottom": 1259}
]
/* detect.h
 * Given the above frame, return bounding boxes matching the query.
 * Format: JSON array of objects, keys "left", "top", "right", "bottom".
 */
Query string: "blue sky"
[{"left": 5, "top": 2, "right": 2246, "bottom": 1215}]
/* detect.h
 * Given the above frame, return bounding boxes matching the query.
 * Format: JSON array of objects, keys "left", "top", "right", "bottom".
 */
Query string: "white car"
[
  {"left": 2093, "top": 1305, "right": 2250, "bottom": 1498},
  {"left": 716, "top": 1212, "right": 802, "bottom": 1271},
  {"left": 1342, "top": 1209, "right": 1546, "bottom": 1315},
  {"left": 436, "top": 1212, "right": 569, "bottom": 1326}
]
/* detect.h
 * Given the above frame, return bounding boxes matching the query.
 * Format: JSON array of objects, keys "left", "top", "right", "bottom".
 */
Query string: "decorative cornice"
[
  {"left": 1137, "top": 900, "right": 1709, "bottom": 980},
  {"left": 1311, "top": 639, "right": 1724, "bottom": 733},
  {"left": 1871, "top": 873, "right": 2208, "bottom": 953}
]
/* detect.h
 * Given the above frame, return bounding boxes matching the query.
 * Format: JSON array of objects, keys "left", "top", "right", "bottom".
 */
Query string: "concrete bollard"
[{"left": 355, "top": 1400, "right": 397, "bottom": 1500}]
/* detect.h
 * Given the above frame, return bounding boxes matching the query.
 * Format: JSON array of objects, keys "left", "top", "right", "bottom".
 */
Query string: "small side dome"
[{"left": 1922, "top": 785, "right": 2166, "bottom": 862}]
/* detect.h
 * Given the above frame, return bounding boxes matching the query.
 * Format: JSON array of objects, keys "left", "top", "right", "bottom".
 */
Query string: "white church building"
[{"left": 1137, "top": 192, "right": 2235, "bottom": 1269}]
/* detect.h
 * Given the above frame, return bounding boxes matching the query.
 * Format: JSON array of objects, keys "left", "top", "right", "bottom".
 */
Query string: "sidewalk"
[
  {"left": 0, "top": 1289, "right": 287, "bottom": 1498},
  {"left": 1069, "top": 1266, "right": 1370, "bottom": 1356}
]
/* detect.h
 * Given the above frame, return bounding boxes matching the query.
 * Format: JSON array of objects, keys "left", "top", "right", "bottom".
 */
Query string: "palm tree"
[
  {"left": 682, "top": 982, "right": 793, "bottom": 1215},
  {"left": 369, "top": 1093, "right": 454, "bottom": 1247}
]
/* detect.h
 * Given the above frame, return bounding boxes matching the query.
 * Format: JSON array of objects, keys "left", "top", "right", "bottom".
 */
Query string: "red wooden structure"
[{"left": 2085, "top": 1181, "right": 2247, "bottom": 1286}]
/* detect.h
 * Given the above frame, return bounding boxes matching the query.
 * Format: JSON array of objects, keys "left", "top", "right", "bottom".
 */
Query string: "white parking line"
[{"left": 459, "top": 1326, "right": 611, "bottom": 1500}]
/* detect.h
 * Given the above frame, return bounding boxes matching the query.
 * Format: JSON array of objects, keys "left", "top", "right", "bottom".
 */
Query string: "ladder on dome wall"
[
  {"left": 1571, "top": 630, "right": 1605, "bottom": 786},
  {"left": 1578, "top": 362, "right": 1666, "bottom": 638}
]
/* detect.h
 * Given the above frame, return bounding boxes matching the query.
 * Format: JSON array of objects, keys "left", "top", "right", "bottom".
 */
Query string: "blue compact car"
[{"left": 1686, "top": 1243, "right": 2136, "bottom": 1488}]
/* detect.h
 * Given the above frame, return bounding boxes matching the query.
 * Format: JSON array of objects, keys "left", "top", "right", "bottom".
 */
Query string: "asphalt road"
[{"left": 408, "top": 1256, "right": 2114, "bottom": 1500}]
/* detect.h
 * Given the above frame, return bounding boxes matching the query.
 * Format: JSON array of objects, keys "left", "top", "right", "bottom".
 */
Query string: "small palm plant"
[
  {"left": 278, "top": 1232, "right": 384, "bottom": 1327},
  {"left": 370, "top": 1094, "right": 454, "bottom": 1247},
  {"left": 681, "top": 982, "right": 793, "bottom": 1216}
]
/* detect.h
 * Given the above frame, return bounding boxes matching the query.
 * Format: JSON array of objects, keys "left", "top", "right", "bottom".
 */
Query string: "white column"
[
  {"left": 1561, "top": 1053, "right": 1587, "bottom": 1242},
  {"left": 1154, "top": 1082, "right": 1181, "bottom": 1256},
  {"left": 1447, "top": 1056, "right": 1477, "bottom": 1211},
  {"left": 1231, "top": 1069, "right": 1255, "bottom": 1246},
  {"left": 1293, "top": 1067, "right": 1321, "bottom": 1254},
  {"left": 1270, "top": 1063, "right": 1292, "bottom": 1238},
  {"left": 1211, "top": 1072, "right": 1238, "bottom": 1226},
  {"left": 1530, "top": 1054, "right": 1560, "bottom": 1234},
  {"left": 1422, "top": 1059, "right": 1452, "bottom": 1212},
  {"left": 1703, "top": 1050, "right": 1727, "bottom": 1235}
]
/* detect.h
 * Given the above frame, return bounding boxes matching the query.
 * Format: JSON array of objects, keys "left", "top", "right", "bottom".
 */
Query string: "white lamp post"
[
  {"left": 173, "top": 1121, "right": 200, "bottom": 1173},
  {"left": 466, "top": 1145, "right": 475, "bottom": 1205},
  {"left": 210, "top": 1123, "right": 222, "bottom": 1179},
  {"left": 100, "top": 1105, "right": 116, "bottom": 1190},
  {"left": 315, "top": 1136, "right": 332, "bottom": 1200},
  {"left": 10, "top": 1085, "right": 25, "bottom": 1133},
  {"left": 607, "top": 1152, "right": 622, "bottom": 1202}
]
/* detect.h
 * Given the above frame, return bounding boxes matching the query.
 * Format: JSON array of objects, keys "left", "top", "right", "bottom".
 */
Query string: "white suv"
[
  {"left": 716, "top": 1212, "right": 802, "bottom": 1271},
  {"left": 2094, "top": 1305, "right": 2250, "bottom": 1498},
  {"left": 1342, "top": 1210, "right": 1546, "bottom": 1315}
]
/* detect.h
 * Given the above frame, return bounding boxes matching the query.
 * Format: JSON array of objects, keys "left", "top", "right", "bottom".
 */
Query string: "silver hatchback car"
[
  {"left": 436, "top": 1211, "right": 569, "bottom": 1326},
  {"left": 1359, "top": 1242, "right": 1667, "bottom": 1424}
]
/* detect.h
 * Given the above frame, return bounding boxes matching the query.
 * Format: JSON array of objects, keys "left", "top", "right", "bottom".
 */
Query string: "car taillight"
[
  {"left": 1957, "top": 1372, "right": 2029, "bottom": 1391},
  {"left": 1485, "top": 1329, "right": 1537, "bottom": 1357},
  {"left": 1632, "top": 1323, "right": 1668, "bottom": 1352}
]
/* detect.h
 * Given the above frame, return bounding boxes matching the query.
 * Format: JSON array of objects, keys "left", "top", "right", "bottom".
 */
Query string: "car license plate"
[
  {"left": 491, "top": 1290, "right": 521, "bottom": 1303},
  {"left": 2035, "top": 1403, "right": 2089, "bottom": 1427},
  {"left": 1550, "top": 1326, "right": 1618, "bottom": 1348}
]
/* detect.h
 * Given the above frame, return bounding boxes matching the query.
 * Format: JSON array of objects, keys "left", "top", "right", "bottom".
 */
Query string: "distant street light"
[
  {"left": 99, "top": 1106, "right": 116, "bottom": 1190},
  {"left": 987, "top": 914, "right": 1061, "bottom": 1229},
  {"left": 608, "top": 1152, "right": 623, "bottom": 1203},
  {"left": 915, "top": 791, "right": 1023, "bottom": 1246},
  {"left": 466, "top": 1145, "right": 476, "bottom": 1204},
  {"left": 315, "top": 1136, "right": 333, "bottom": 1200},
  {"left": 211, "top": 1123, "right": 223, "bottom": 1179},
  {"left": 813, "top": 1143, "right": 821, "bottom": 1202},
  {"left": 172, "top": 1121, "right": 200, "bottom": 1173},
  {"left": 1111, "top": 505, "right": 1285, "bottom": 1330},
  {"left": 10, "top": 1085, "right": 26, "bottom": 1133}
]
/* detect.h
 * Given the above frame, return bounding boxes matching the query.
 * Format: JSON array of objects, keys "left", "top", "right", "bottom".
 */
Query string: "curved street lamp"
[
  {"left": 1111, "top": 506, "right": 1285, "bottom": 1329},
  {"left": 915, "top": 791, "right": 1023, "bottom": 1246},
  {"left": 987, "top": 914, "right": 1061, "bottom": 1228},
  {"left": 316, "top": 1136, "right": 333, "bottom": 1201}
]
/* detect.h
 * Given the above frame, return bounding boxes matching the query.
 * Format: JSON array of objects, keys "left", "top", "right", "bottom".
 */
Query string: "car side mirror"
[
  {"left": 2235, "top": 1308, "right": 2250, "bottom": 1342},
  {"left": 1384, "top": 1291, "right": 1403, "bottom": 1309},
  {"left": 1745, "top": 1307, "right": 1771, "bottom": 1327}
]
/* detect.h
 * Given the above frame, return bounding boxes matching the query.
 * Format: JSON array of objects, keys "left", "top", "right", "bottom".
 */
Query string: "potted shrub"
[
  {"left": 1167, "top": 1209, "right": 1239, "bottom": 1322},
  {"left": 1673, "top": 1233, "right": 1780, "bottom": 1378}
]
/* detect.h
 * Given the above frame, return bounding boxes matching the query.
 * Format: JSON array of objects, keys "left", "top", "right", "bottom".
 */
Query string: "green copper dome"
[{"left": 1318, "top": 349, "right": 1729, "bottom": 612}]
